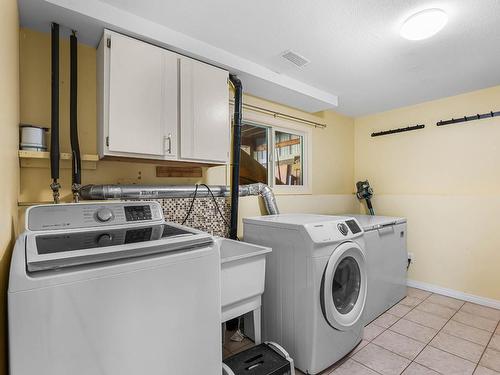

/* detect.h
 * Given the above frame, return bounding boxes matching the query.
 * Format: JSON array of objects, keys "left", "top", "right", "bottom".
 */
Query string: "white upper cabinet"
[
  {"left": 97, "top": 29, "right": 229, "bottom": 164},
  {"left": 179, "top": 58, "right": 229, "bottom": 163}
]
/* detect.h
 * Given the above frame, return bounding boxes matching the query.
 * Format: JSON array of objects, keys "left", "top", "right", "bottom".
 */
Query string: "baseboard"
[{"left": 407, "top": 279, "right": 500, "bottom": 310}]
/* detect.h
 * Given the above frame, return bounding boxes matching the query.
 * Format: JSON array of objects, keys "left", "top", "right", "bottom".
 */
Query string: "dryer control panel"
[
  {"left": 27, "top": 202, "right": 164, "bottom": 231},
  {"left": 304, "top": 218, "right": 363, "bottom": 243}
]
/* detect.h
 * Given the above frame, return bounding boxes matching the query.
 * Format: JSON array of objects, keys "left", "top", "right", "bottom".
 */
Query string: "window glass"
[
  {"left": 240, "top": 124, "right": 268, "bottom": 184},
  {"left": 274, "top": 131, "right": 303, "bottom": 185}
]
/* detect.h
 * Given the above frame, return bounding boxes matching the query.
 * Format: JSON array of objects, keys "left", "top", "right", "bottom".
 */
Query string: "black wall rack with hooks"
[
  {"left": 371, "top": 124, "right": 425, "bottom": 137},
  {"left": 437, "top": 111, "right": 500, "bottom": 126}
]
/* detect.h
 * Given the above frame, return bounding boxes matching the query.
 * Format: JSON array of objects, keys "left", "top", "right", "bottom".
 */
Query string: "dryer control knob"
[{"left": 96, "top": 208, "right": 114, "bottom": 222}]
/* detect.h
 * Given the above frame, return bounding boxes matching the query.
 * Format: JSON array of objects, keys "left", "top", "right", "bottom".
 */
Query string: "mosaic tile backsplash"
[{"left": 149, "top": 197, "right": 231, "bottom": 237}]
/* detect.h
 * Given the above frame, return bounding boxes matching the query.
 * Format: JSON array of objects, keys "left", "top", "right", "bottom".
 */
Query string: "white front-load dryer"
[{"left": 243, "top": 214, "right": 367, "bottom": 374}]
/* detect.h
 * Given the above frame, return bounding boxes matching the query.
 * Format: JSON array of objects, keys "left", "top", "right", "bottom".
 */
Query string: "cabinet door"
[
  {"left": 108, "top": 33, "right": 165, "bottom": 156},
  {"left": 162, "top": 50, "right": 179, "bottom": 159},
  {"left": 180, "top": 58, "right": 229, "bottom": 163}
]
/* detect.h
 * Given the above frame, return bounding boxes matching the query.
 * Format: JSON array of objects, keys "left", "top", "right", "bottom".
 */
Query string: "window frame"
[{"left": 239, "top": 111, "right": 313, "bottom": 195}]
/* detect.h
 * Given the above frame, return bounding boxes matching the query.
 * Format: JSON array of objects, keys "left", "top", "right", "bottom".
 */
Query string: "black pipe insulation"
[
  {"left": 50, "top": 22, "right": 60, "bottom": 203},
  {"left": 229, "top": 75, "right": 243, "bottom": 240},
  {"left": 70, "top": 30, "right": 82, "bottom": 201}
]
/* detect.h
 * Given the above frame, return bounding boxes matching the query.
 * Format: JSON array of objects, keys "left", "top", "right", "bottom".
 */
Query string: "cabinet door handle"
[{"left": 164, "top": 134, "right": 172, "bottom": 154}]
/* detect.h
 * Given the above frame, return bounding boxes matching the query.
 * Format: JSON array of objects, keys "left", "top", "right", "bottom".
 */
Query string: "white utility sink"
[{"left": 217, "top": 238, "right": 271, "bottom": 344}]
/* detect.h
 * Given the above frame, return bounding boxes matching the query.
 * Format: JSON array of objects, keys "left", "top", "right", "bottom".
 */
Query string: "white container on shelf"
[{"left": 20, "top": 124, "right": 48, "bottom": 151}]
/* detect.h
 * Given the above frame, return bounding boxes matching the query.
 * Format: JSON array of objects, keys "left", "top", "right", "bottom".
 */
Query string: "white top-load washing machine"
[
  {"left": 243, "top": 214, "right": 367, "bottom": 375},
  {"left": 9, "top": 201, "right": 222, "bottom": 375},
  {"left": 348, "top": 215, "right": 408, "bottom": 325}
]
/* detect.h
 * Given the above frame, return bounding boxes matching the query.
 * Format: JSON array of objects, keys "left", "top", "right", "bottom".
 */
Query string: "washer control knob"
[
  {"left": 96, "top": 208, "right": 114, "bottom": 222},
  {"left": 96, "top": 233, "right": 113, "bottom": 246},
  {"left": 337, "top": 223, "right": 349, "bottom": 236}
]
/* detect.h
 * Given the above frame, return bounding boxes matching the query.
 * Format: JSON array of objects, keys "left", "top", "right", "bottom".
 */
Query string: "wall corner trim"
[{"left": 407, "top": 279, "right": 500, "bottom": 310}]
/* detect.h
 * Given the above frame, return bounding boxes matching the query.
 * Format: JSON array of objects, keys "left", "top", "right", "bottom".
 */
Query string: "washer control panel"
[
  {"left": 27, "top": 202, "right": 163, "bottom": 231},
  {"left": 305, "top": 218, "right": 363, "bottom": 243},
  {"left": 124, "top": 205, "right": 152, "bottom": 222}
]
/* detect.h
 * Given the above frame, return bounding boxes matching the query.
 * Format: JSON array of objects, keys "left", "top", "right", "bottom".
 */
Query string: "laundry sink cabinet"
[
  {"left": 218, "top": 238, "right": 271, "bottom": 344},
  {"left": 97, "top": 29, "right": 229, "bottom": 164}
]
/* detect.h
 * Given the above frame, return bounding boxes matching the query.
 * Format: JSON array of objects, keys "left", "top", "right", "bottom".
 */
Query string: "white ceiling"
[{"left": 19, "top": 0, "right": 500, "bottom": 116}]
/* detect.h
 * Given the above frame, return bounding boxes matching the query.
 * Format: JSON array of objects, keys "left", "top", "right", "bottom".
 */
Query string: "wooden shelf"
[
  {"left": 18, "top": 150, "right": 220, "bottom": 172},
  {"left": 19, "top": 150, "right": 99, "bottom": 161},
  {"left": 18, "top": 201, "right": 56, "bottom": 207},
  {"left": 19, "top": 150, "right": 99, "bottom": 170}
]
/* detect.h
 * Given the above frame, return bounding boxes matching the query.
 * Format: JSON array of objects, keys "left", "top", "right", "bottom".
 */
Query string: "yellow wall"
[
  {"left": 18, "top": 26, "right": 500, "bottom": 314},
  {"left": 205, "top": 93, "right": 357, "bottom": 237},
  {"left": 355, "top": 85, "right": 500, "bottom": 301},
  {"left": 19, "top": 28, "right": 204, "bottom": 204},
  {"left": 19, "top": 28, "right": 358, "bottom": 231},
  {"left": 0, "top": 0, "right": 19, "bottom": 373}
]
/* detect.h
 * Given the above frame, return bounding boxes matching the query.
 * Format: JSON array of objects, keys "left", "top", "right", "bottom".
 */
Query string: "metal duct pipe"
[
  {"left": 80, "top": 185, "right": 230, "bottom": 200},
  {"left": 239, "top": 183, "right": 279, "bottom": 215},
  {"left": 79, "top": 183, "right": 280, "bottom": 215},
  {"left": 229, "top": 75, "right": 243, "bottom": 239}
]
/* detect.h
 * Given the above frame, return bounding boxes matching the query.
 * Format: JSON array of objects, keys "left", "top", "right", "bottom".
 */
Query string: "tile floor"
[{"left": 223, "top": 287, "right": 500, "bottom": 375}]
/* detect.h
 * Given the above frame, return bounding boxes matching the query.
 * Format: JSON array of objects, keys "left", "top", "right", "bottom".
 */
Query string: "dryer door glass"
[
  {"left": 321, "top": 242, "right": 367, "bottom": 331},
  {"left": 332, "top": 256, "right": 361, "bottom": 314}
]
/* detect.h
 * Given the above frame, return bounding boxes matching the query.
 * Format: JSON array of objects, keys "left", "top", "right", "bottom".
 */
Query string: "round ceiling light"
[{"left": 400, "top": 8, "right": 448, "bottom": 40}]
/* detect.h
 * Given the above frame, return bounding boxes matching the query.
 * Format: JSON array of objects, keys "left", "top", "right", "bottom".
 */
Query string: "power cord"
[
  {"left": 199, "top": 184, "right": 230, "bottom": 227},
  {"left": 182, "top": 184, "right": 199, "bottom": 225}
]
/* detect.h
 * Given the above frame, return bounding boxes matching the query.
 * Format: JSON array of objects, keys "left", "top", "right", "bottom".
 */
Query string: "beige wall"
[
  {"left": 18, "top": 26, "right": 500, "bottom": 316},
  {"left": 19, "top": 27, "right": 358, "bottom": 235},
  {"left": 0, "top": 0, "right": 19, "bottom": 373},
  {"left": 205, "top": 93, "right": 357, "bottom": 237},
  {"left": 19, "top": 28, "right": 204, "bottom": 204},
  {"left": 355, "top": 85, "right": 500, "bottom": 301}
]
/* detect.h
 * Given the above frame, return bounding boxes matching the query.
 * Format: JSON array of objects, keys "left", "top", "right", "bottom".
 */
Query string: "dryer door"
[{"left": 321, "top": 242, "right": 367, "bottom": 331}]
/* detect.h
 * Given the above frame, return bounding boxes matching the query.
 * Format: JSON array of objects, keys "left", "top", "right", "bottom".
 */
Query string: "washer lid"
[
  {"left": 345, "top": 214, "right": 406, "bottom": 231},
  {"left": 25, "top": 223, "right": 213, "bottom": 272},
  {"left": 243, "top": 213, "right": 352, "bottom": 230}
]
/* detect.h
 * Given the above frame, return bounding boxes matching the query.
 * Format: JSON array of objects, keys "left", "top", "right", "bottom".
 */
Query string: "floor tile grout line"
[
  {"left": 427, "top": 339, "right": 482, "bottom": 364},
  {"left": 440, "top": 326, "right": 494, "bottom": 347},
  {"left": 369, "top": 340, "right": 418, "bottom": 361},
  {"left": 404, "top": 298, "right": 498, "bottom": 339},
  {"left": 368, "top": 291, "right": 431, "bottom": 334},
  {"left": 343, "top": 291, "right": 430, "bottom": 374},
  {"left": 364, "top": 289, "right": 500, "bottom": 375},
  {"left": 399, "top": 291, "right": 455, "bottom": 375},
  {"left": 411, "top": 294, "right": 484, "bottom": 375},
  {"left": 363, "top": 291, "right": 436, "bottom": 374},
  {"left": 364, "top": 291, "right": 431, "bottom": 348},
  {"left": 364, "top": 289, "right": 500, "bottom": 374},
  {"left": 348, "top": 356, "right": 386, "bottom": 375},
  {"left": 474, "top": 319, "right": 500, "bottom": 374},
  {"left": 400, "top": 290, "right": 485, "bottom": 374}
]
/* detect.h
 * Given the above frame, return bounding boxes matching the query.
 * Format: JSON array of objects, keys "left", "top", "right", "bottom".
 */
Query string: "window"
[
  {"left": 274, "top": 131, "right": 303, "bottom": 186},
  {"left": 239, "top": 122, "right": 309, "bottom": 192},
  {"left": 240, "top": 123, "right": 269, "bottom": 185}
]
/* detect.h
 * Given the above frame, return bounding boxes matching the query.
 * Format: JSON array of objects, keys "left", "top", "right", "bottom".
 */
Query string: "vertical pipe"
[
  {"left": 70, "top": 30, "right": 81, "bottom": 202},
  {"left": 50, "top": 22, "right": 60, "bottom": 203},
  {"left": 229, "top": 75, "right": 243, "bottom": 240}
]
